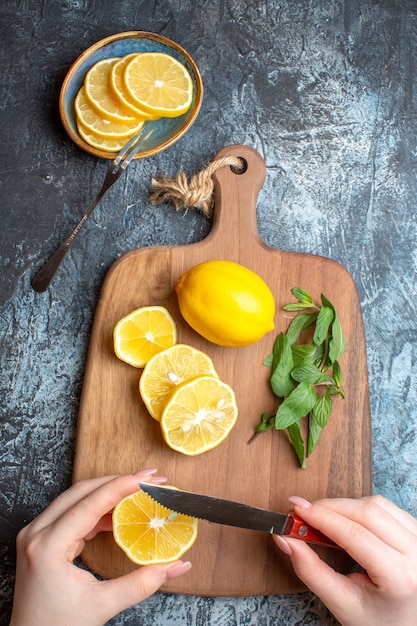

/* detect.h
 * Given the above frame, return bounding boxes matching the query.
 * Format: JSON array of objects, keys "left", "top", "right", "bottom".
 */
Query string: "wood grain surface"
[{"left": 73, "top": 145, "right": 372, "bottom": 596}]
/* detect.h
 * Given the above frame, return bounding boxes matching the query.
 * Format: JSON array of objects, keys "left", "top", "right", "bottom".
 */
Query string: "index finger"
[
  {"left": 27, "top": 469, "right": 161, "bottom": 534},
  {"left": 317, "top": 495, "right": 417, "bottom": 539},
  {"left": 45, "top": 472, "right": 161, "bottom": 548},
  {"left": 309, "top": 495, "right": 417, "bottom": 554},
  {"left": 26, "top": 475, "right": 117, "bottom": 534},
  {"left": 289, "top": 498, "right": 406, "bottom": 576}
]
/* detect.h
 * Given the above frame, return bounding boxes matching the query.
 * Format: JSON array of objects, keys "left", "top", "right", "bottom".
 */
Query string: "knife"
[{"left": 139, "top": 483, "right": 338, "bottom": 548}]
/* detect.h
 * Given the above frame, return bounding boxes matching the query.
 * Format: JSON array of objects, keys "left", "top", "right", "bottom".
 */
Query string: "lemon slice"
[
  {"left": 113, "top": 487, "right": 198, "bottom": 565},
  {"left": 123, "top": 52, "right": 193, "bottom": 117},
  {"left": 109, "top": 54, "right": 159, "bottom": 121},
  {"left": 113, "top": 306, "right": 177, "bottom": 368},
  {"left": 74, "top": 86, "right": 145, "bottom": 138},
  {"left": 139, "top": 344, "right": 219, "bottom": 420},
  {"left": 77, "top": 121, "right": 134, "bottom": 152},
  {"left": 160, "top": 375, "right": 238, "bottom": 455},
  {"left": 84, "top": 57, "right": 141, "bottom": 124}
]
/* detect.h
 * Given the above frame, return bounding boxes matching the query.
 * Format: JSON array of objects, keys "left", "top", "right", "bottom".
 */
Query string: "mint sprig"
[{"left": 254, "top": 288, "right": 346, "bottom": 468}]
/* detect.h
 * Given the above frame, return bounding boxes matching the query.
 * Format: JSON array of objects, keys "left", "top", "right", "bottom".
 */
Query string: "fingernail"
[
  {"left": 133, "top": 468, "right": 158, "bottom": 477},
  {"left": 151, "top": 476, "right": 168, "bottom": 484},
  {"left": 273, "top": 535, "right": 292, "bottom": 555},
  {"left": 288, "top": 495, "right": 312, "bottom": 509},
  {"left": 166, "top": 561, "right": 192, "bottom": 579}
]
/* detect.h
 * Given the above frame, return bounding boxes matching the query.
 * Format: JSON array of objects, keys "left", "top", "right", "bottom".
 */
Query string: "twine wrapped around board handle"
[{"left": 150, "top": 155, "right": 244, "bottom": 217}]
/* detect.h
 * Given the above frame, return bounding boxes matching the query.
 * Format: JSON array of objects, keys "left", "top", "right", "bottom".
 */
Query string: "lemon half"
[{"left": 113, "top": 488, "right": 198, "bottom": 565}]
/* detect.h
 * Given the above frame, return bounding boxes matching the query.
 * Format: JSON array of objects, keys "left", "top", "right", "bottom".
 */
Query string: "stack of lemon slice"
[
  {"left": 113, "top": 306, "right": 238, "bottom": 456},
  {"left": 74, "top": 52, "right": 194, "bottom": 152}
]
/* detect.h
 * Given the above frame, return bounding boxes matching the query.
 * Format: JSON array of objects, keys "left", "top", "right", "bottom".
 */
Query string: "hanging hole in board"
[{"left": 230, "top": 157, "right": 248, "bottom": 175}]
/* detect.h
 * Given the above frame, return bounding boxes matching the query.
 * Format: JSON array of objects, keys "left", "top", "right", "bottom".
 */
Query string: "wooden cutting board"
[{"left": 73, "top": 144, "right": 372, "bottom": 596}]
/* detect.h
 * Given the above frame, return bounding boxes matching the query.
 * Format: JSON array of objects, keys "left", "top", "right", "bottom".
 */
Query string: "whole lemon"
[{"left": 175, "top": 260, "right": 275, "bottom": 347}]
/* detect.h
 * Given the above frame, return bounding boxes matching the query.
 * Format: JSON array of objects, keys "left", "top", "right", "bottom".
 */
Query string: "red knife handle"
[{"left": 283, "top": 514, "right": 339, "bottom": 548}]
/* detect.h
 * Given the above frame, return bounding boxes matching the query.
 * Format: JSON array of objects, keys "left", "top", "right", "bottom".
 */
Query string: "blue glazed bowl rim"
[{"left": 59, "top": 31, "right": 203, "bottom": 160}]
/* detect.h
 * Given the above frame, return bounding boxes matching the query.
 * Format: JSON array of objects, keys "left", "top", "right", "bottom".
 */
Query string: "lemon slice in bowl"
[
  {"left": 84, "top": 57, "right": 141, "bottom": 124},
  {"left": 160, "top": 374, "right": 238, "bottom": 455},
  {"left": 113, "top": 306, "right": 177, "bottom": 368},
  {"left": 109, "top": 54, "right": 159, "bottom": 121},
  {"left": 77, "top": 121, "right": 137, "bottom": 152},
  {"left": 74, "top": 87, "right": 145, "bottom": 138},
  {"left": 139, "top": 344, "right": 219, "bottom": 420},
  {"left": 123, "top": 52, "right": 193, "bottom": 117},
  {"left": 113, "top": 487, "right": 198, "bottom": 565}
]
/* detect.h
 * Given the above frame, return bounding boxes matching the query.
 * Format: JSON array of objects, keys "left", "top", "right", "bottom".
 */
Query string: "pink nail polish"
[
  {"left": 288, "top": 495, "right": 312, "bottom": 509},
  {"left": 166, "top": 561, "right": 192, "bottom": 579},
  {"left": 133, "top": 468, "right": 158, "bottom": 476},
  {"left": 273, "top": 535, "right": 292, "bottom": 555}
]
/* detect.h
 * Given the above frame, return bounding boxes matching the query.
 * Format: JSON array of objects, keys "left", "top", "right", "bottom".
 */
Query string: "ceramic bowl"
[{"left": 59, "top": 31, "right": 203, "bottom": 159}]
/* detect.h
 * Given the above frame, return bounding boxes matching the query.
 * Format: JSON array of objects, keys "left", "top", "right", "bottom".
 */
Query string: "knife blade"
[{"left": 139, "top": 483, "right": 338, "bottom": 548}]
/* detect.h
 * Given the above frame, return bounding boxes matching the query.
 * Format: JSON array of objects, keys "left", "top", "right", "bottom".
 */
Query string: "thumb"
[
  {"left": 95, "top": 561, "right": 192, "bottom": 623},
  {"left": 273, "top": 536, "right": 360, "bottom": 620}
]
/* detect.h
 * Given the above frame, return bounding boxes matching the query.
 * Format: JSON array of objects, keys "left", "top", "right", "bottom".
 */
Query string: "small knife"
[{"left": 139, "top": 483, "right": 337, "bottom": 548}]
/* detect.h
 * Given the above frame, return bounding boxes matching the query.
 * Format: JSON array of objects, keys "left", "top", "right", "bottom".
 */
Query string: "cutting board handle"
[{"left": 207, "top": 145, "right": 267, "bottom": 251}]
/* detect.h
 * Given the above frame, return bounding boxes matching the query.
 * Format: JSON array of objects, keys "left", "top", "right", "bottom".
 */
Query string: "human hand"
[
  {"left": 10, "top": 470, "right": 192, "bottom": 626},
  {"left": 273, "top": 494, "right": 417, "bottom": 626}
]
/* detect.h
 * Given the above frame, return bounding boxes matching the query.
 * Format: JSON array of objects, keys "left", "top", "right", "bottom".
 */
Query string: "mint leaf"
[
  {"left": 270, "top": 333, "right": 294, "bottom": 398},
  {"left": 307, "top": 412, "right": 322, "bottom": 456},
  {"left": 283, "top": 288, "right": 317, "bottom": 311},
  {"left": 308, "top": 391, "right": 332, "bottom": 455},
  {"left": 255, "top": 412, "right": 275, "bottom": 433},
  {"left": 313, "top": 306, "right": 334, "bottom": 346},
  {"left": 291, "top": 365, "right": 334, "bottom": 385},
  {"left": 320, "top": 293, "right": 335, "bottom": 312},
  {"left": 287, "top": 421, "right": 306, "bottom": 468},
  {"left": 332, "top": 360, "right": 343, "bottom": 387},
  {"left": 286, "top": 312, "right": 317, "bottom": 344},
  {"left": 292, "top": 287, "right": 315, "bottom": 304},
  {"left": 275, "top": 381, "right": 318, "bottom": 430},
  {"left": 283, "top": 302, "right": 313, "bottom": 312},
  {"left": 291, "top": 343, "right": 324, "bottom": 368},
  {"left": 311, "top": 389, "right": 332, "bottom": 428},
  {"left": 329, "top": 315, "right": 347, "bottom": 363}
]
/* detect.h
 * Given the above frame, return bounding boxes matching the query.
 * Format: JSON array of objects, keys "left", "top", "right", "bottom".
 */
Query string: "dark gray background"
[{"left": 1, "top": 1, "right": 417, "bottom": 624}]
